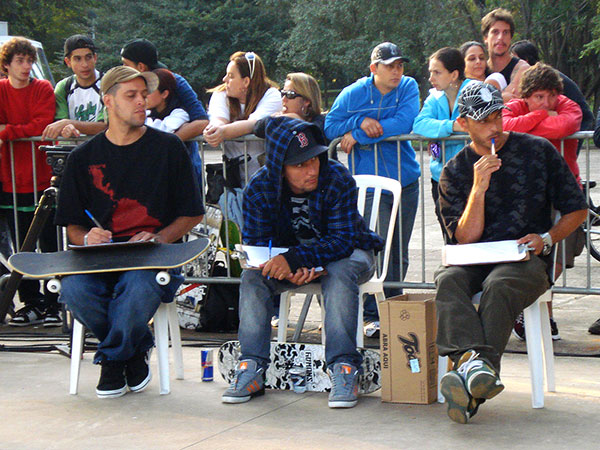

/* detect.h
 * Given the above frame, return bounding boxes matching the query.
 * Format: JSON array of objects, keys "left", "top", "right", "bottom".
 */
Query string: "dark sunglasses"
[{"left": 280, "top": 89, "right": 303, "bottom": 99}]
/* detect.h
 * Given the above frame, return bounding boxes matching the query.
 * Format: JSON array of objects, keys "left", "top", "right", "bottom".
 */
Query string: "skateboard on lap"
[
  {"left": 218, "top": 340, "right": 382, "bottom": 394},
  {"left": 8, "top": 238, "right": 210, "bottom": 291}
]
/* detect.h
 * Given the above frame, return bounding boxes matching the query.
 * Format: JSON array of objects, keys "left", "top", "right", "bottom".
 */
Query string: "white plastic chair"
[
  {"left": 437, "top": 289, "right": 555, "bottom": 408},
  {"left": 69, "top": 300, "right": 184, "bottom": 395},
  {"left": 277, "top": 174, "right": 402, "bottom": 346}
]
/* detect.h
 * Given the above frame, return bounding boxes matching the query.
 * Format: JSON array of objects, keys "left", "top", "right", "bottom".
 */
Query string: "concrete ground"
[
  {"left": 0, "top": 147, "right": 599, "bottom": 448},
  {"left": 1, "top": 343, "right": 599, "bottom": 449}
]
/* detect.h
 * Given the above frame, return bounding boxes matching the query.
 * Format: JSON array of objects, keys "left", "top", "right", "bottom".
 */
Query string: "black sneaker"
[
  {"left": 96, "top": 361, "right": 127, "bottom": 398},
  {"left": 512, "top": 312, "right": 525, "bottom": 341},
  {"left": 43, "top": 307, "right": 63, "bottom": 328},
  {"left": 550, "top": 318, "right": 561, "bottom": 341},
  {"left": 126, "top": 349, "right": 152, "bottom": 393},
  {"left": 9, "top": 305, "right": 44, "bottom": 327}
]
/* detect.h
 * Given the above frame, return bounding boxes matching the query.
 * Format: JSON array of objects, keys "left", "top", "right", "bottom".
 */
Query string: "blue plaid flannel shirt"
[{"left": 243, "top": 116, "right": 384, "bottom": 272}]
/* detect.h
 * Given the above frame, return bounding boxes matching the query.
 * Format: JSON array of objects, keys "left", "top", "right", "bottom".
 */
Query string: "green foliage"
[
  {"left": 0, "top": 0, "right": 95, "bottom": 80},
  {"left": 4, "top": 0, "right": 600, "bottom": 109}
]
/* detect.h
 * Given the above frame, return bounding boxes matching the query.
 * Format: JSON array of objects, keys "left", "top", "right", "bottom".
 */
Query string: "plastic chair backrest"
[{"left": 353, "top": 174, "right": 402, "bottom": 284}]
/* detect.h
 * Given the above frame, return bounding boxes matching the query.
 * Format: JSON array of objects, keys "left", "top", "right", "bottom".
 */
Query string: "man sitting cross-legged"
[
  {"left": 221, "top": 116, "right": 384, "bottom": 408},
  {"left": 435, "top": 81, "right": 587, "bottom": 423}
]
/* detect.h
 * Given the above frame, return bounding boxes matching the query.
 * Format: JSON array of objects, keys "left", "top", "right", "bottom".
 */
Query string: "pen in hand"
[{"left": 84, "top": 209, "right": 113, "bottom": 243}]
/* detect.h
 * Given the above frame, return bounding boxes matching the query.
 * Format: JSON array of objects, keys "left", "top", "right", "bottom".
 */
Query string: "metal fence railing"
[{"left": 7, "top": 131, "right": 600, "bottom": 295}]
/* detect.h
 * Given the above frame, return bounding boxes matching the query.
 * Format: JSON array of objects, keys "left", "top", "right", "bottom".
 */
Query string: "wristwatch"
[
  {"left": 540, "top": 232, "right": 552, "bottom": 256},
  {"left": 84, "top": 233, "right": 89, "bottom": 246}
]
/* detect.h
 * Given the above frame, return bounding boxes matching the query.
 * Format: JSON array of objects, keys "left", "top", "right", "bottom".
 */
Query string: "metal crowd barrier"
[{"left": 7, "top": 132, "right": 600, "bottom": 296}]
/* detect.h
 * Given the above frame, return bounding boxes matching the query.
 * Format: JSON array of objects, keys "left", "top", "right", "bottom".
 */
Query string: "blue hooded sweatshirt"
[
  {"left": 324, "top": 74, "right": 421, "bottom": 186},
  {"left": 244, "top": 116, "right": 384, "bottom": 272},
  {"left": 412, "top": 78, "right": 472, "bottom": 182}
]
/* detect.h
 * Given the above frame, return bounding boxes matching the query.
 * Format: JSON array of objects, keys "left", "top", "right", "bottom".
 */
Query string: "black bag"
[
  {"left": 205, "top": 154, "right": 251, "bottom": 204},
  {"left": 200, "top": 261, "right": 240, "bottom": 332}
]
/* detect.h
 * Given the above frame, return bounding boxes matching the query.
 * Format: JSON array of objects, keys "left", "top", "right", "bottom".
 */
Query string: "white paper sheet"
[{"left": 442, "top": 240, "right": 530, "bottom": 266}]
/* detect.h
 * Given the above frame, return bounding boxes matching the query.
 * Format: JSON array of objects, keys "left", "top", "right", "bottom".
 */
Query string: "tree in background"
[
  {"left": 0, "top": 0, "right": 95, "bottom": 80},
  {"left": 3, "top": 0, "right": 600, "bottom": 111}
]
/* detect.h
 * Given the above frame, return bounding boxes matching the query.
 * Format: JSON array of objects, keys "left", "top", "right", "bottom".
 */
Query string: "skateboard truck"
[{"left": 43, "top": 270, "right": 170, "bottom": 295}]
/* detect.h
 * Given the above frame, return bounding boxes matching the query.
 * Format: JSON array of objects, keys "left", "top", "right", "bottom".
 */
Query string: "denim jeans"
[
  {"left": 435, "top": 256, "right": 550, "bottom": 372},
  {"left": 238, "top": 248, "right": 376, "bottom": 369},
  {"left": 59, "top": 270, "right": 183, "bottom": 364},
  {"left": 363, "top": 179, "right": 419, "bottom": 320}
]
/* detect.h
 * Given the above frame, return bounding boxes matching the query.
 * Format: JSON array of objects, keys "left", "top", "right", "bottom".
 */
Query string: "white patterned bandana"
[{"left": 458, "top": 81, "right": 507, "bottom": 120}]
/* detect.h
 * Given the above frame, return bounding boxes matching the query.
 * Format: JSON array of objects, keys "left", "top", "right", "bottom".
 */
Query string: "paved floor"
[
  {"left": 1, "top": 146, "right": 599, "bottom": 448},
  {"left": 1, "top": 346, "right": 599, "bottom": 449}
]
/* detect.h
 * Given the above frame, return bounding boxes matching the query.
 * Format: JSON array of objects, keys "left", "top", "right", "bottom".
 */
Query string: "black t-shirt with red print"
[{"left": 55, "top": 126, "right": 204, "bottom": 240}]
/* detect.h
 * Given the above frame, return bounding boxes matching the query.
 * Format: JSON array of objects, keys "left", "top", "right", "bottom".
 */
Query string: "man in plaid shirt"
[{"left": 222, "top": 116, "right": 384, "bottom": 408}]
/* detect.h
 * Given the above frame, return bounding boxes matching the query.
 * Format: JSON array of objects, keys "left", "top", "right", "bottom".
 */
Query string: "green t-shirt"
[{"left": 54, "top": 70, "right": 104, "bottom": 122}]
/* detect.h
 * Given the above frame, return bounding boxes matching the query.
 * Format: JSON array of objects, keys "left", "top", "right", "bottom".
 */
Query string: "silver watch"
[
  {"left": 540, "top": 232, "right": 552, "bottom": 256},
  {"left": 84, "top": 233, "right": 89, "bottom": 246}
]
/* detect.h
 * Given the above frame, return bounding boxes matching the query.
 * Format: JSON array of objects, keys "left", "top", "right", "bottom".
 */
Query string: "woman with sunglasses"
[{"left": 204, "top": 51, "right": 281, "bottom": 183}]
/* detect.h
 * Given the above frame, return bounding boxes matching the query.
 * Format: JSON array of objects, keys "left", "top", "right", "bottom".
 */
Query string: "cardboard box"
[{"left": 379, "top": 293, "right": 438, "bottom": 404}]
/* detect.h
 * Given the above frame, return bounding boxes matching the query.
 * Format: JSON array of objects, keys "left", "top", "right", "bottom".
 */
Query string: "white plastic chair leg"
[
  {"left": 523, "top": 300, "right": 545, "bottom": 408},
  {"left": 166, "top": 302, "right": 184, "bottom": 380},
  {"left": 356, "top": 291, "right": 365, "bottom": 348},
  {"left": 437, "top": 355, "right": 449, "bottom": 403},
  {"left": 153, "top": 303, "right": 171, "bottom": 395},
  {"left": 69, "top": 319, "right": 85, "bottom": 395},
  {"left": 538, "top": 302, "right": 555, "bottom": 391},
  {"left": 278, "top": 292, "right": 293, "bottom": 342}
]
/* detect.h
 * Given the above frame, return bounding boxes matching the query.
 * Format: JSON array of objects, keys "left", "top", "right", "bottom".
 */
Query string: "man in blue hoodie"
[
  {"left": 222, "top": 116, "right": 384, "bottom": 408},
  {"left": 325, "top": 42, "right": 421, "bottom": 337}
]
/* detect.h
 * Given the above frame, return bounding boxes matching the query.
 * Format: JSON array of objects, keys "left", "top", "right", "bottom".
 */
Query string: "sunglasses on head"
[
  {"left": 280, "top": 89, "right": 303, "bottom": 99},
  {"left": 245, "top": 52, "right": 256, "bottom": 80}
]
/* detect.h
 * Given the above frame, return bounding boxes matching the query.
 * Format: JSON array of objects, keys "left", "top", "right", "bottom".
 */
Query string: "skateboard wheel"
[
  {"left": 47, "top": 278, "right": 62, "bottom": 293},
  {"left": 156, "top": 271, "right": 170, "bottom": 286}
]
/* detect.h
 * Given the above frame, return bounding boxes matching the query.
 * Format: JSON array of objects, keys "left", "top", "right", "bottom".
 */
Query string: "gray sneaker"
[
  {"left": 222, "top": 359, "right": 265, "bottom": 404},
  {"left": 457, "top": 350, "right": 504, "bottom": 400},
  {"left": 328, "top": 363, "right": 359, "bottom": 408}
]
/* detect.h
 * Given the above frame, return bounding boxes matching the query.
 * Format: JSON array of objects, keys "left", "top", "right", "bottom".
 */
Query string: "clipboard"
[
  {"left": 233, "top": 244, "right": 324, "bottom": 271},
  {"left": 442, "top": 240, "right": 531, "bottom": 266}
]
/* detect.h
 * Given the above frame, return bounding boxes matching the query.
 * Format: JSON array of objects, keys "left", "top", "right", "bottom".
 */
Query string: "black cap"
[
  {"left": 370, "top": 42, "right": 409, "bottom": 65},
  {"left": 64, "top": 34, "right": 96, "bottom": 58},
  {"left": 120, "top": 39, "right": 167, "bottom": 70},
  {"left": 284, "top": 127, "right": 329, "bottom": 165}
]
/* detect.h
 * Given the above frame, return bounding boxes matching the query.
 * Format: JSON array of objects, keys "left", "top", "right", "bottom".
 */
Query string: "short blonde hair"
[{"left": 286, "top": 72, "right": 322, "bottom": 119}]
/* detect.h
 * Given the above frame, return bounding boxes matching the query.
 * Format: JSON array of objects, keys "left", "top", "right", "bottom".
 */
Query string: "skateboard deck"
[
  {"left": 218, "top": 340, "right": 381, "bottom": 394},
  {"left": 8, "top": 238, "right": 210, "bottom": 278}
]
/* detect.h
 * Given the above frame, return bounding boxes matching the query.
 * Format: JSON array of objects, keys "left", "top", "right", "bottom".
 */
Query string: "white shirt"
[
  {"left": 208, "top": 87, "right": 282, "bottom": 123},
  {"left": 145, "top": 108, "right": 190, "bottom": 133}
]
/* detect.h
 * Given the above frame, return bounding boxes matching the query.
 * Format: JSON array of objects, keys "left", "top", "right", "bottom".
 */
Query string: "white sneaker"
[{"left": 363, "top": 320, "right": 380, "bottom": 338}]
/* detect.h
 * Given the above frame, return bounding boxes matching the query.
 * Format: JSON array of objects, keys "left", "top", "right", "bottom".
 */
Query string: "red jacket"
[
  {"left": 503, "top": 95, "right": 582, "bottom": 183},
  {"left": 0, "top": 78, "right": 55, "bottom": 194}
]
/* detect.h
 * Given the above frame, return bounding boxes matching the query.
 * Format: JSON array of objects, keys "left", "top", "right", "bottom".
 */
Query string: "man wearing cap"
[
  {"left": 55, "top": 66, "right": 204, "bottom": 398},
  {"left": 121, "top": 38, "right": 208, "bottom": 186},
  {"left": 222, "top": 116, "right": 384, "bottom": 408},
  {"left": 435, "top": 81, "right": 587, "bottom": 423},
  {"left": 42, "top": 34, "right": 106, "bottom": 139},
  {"left": 324, "top": 41, "right": 421, "bottom": 338}
]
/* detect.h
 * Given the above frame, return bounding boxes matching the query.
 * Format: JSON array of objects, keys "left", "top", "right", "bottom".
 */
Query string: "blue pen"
[
  {"left": 267, "top": 239, "right": 272, "bottom": 279},
  {"left": 491, "top": 138, "right": 496, "bottom": 155},
  {"left": 84, "top": 209, "right": 113, "bottom": 242}
]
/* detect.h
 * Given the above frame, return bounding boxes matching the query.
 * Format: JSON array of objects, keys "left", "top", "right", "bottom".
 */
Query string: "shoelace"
[{"left": 457, "top": 352, "right": 483, "bottom": 378}]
